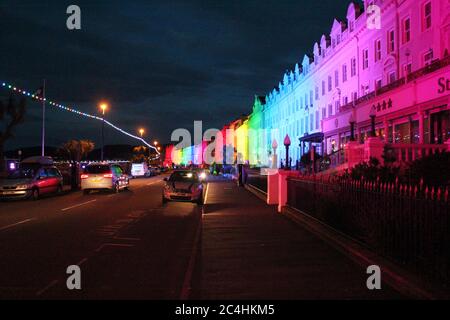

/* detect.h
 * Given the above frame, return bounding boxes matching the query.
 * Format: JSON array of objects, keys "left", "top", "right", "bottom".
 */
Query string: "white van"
[{"left": 131, "top": 163, "right": 149, "bottom": 178}]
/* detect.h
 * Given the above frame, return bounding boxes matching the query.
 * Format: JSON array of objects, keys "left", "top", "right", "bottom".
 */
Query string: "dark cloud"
[{"left": 0, "top": 0, "right": 355, "bottom": 149}]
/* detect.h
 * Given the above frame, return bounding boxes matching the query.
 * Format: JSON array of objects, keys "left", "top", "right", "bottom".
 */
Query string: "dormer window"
[{"left": 349, "top": 21, "right": 354, "bottom": 32}]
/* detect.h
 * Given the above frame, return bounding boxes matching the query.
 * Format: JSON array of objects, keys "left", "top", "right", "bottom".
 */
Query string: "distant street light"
[
  {"left": 154, "top": 140, "right": 158, "bottom": 146},
  {"left": 99, "top": 102, "right": 108, "bottom": 161},
  {"left": 139, "top": 128, "right": 145, "bottom": 138}
]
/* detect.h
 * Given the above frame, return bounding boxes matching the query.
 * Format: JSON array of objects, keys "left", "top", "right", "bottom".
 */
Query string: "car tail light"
[
  {"left": 103, "top": 173, "right": 113, "bottom": 178},
  {"left": 81, "top": 174, "right": 89, "bottom": 179}
]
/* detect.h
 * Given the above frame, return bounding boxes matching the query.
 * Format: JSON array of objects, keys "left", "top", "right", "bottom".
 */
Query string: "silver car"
[
  {"left": 162, "top": 170, "right": 204, "bottom": 205},
  {"left": 81, "top": 164, "right": 129, "bottom": 195}
]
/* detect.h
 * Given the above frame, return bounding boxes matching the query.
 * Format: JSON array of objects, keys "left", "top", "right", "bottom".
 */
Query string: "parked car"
[
  {"left": 131, "top": 162, "right": 150, "bottom": 178},
  {"left": 162, "top": 170, "right": 204, "bottom": 205},
  {"left": 81, "top": 163, "right": 129, "bottom": 194},
  {"left": 0, "top": 156, "right": 63, "bottom": 200}
]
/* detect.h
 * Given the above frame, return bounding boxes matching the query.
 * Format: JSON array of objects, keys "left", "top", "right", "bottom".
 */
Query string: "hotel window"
[
  {"left": 322, "top": 108, "right": 326, "bottom": 119},
  {"left": 363, "top": 49, "right": 369, "bottom": 70},
  {"left": 349, "top": 21, "right": 354, "bottom": 32},
  {"left": 374, "top": 39, "right": 381, "bottom": 62},
  {"left": 310, "top": 114, "right": 314, "bottom": 131},
  {"left": 335, "top": 70, "right": 339, "bottom": 87},
  {"left": 351, "top": 58, "right": 357, "bottom": 76},
  {"left": 315, "top": 86, "right": 319, "bottom": 100},
  {"left": 315, "top": 111, "right": 319, "bottom": 129},
  {"left": 328, "top": 76, "right": 332, "bottom": 92},
  {"left": 322, "top": 81, "right": 326, "bottom": 95},
  {"left": 387, "top": 29, "right": 395, "bottom": 53},
  {"left": 310, "top": 90, "right": 313, "bottom": 106},
  {"left": 343, "top": 96, "right": 348, "bottom": 105},
  {"left": 342, "top": 64, "right": 348, "bottom": 82},
  {"left": 423, "top": 1, "right": 432, "bottom": 30},
  {"left": 352, "top": 92, "right": 358, "bottom": 102},
  {"left": 376, "top": 79, "right": 382, "bottom": 90},
  {"left": 388, "top": 71, "right": 396, "bottom": 84},
  {"left": 423, "top": 49, "right": 434, "bottom": 66},
  {"left": 328, "top": 104, "right": 333, "bottom": 117},
  {"left": 402, "top": 17, "right": 411, "bottom": 44},
  {"left": 403, "top": 63, "right": 412, "bottom": 77},
  {"left": 335, "top": 100, "right": 341, "bottom": 114}
]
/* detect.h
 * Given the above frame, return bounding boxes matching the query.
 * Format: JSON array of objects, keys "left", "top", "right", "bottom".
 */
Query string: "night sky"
[{"left": 0, "top": 0, "right": 354, "bottom": 150}]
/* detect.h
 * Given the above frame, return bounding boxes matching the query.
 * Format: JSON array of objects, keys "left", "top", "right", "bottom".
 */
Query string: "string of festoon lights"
[{"left": 1, "top": 81, "right": 160, "bottom": 154}]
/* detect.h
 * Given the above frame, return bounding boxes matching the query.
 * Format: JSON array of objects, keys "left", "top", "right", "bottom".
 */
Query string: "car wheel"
[
  {"left": 31, "top": 188, "right": 40, "bottom": 201},
  {"left": 56, "top": 185, "right": 63, "bottom": 195},
  {"left": 162, "top": 193, "right": 168, "bottom": 205},
  {"left": 83, "top": 189, "right": 90, "bottom": 195},
  {"left": 113, "top": 183, "right": 120, "bottom": 193}
]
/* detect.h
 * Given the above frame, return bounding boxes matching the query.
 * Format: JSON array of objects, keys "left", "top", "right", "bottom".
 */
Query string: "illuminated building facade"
[{"left": 167, "top": 0, "right": 450, "bottom": 168}]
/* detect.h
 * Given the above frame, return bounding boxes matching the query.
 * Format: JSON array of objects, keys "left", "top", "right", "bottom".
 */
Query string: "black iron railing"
[{"left": 287, "top": 177, "right": 450, "bottom": 286}]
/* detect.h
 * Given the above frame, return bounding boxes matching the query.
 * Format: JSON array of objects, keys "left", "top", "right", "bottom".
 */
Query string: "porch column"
[
  {"left": 383, "top": 118, "right": 389, "bottom": 142},
  {"left": 418, "top": 111, "right": 424, "bottom": 144},
  {"left": 391, "top": 121, "right": 396, "bottom": 144}
]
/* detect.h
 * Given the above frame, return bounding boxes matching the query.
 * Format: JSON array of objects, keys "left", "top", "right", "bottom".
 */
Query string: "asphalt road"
[{"left": 0, "top": 176, "right": 202, "bottom": 299}]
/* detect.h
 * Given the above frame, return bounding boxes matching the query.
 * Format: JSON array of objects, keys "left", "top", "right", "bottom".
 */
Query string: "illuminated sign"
[{"left": 438, "top": 77, "right": 450, "bottom": 94}]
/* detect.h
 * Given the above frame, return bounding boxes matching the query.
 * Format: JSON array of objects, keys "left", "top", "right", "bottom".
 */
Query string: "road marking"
[
  {"left": 180, "top": 213, "right": 203, "bottom": 300},
  {"left": 77, "top": 257, "right": 89, "bottom": 266},
  {"left": 61, "top": 199, "right": 97, "bottom": 212},
  {"left": 0, "top": 218, "right": 37, "bottom": 232},
  {"left": 147, "top": 180, "right": 161, "bottom": 186},
  {"left": 203, "top": 183, "right": 210, "bottom": 205},
  {"left": 36, "top": 279, "right": 58, "bottom": 297}
]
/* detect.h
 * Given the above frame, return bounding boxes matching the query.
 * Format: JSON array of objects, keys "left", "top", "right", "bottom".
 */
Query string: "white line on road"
[
  {"left": 0, "top": 218, "right": 37, "bottom": 232},
  {"left": 147, "top": 180, "right": 161, "bottom": 186},
  {"left": 203, "top": 183, "right": 210, "bottom": 205},
  {"left": 35, "top": 279, "right": 58, "bottom": 297},
  {"left": 180, "top": 211, "right": 203, "bottom": 300},
  {"left": 61, "top": 199, "right": 97, "bottom": 212}
]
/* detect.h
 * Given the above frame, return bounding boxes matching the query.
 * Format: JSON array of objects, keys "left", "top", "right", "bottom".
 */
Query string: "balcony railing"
[
  {"left": 340, "top": 55, "right": 450, "bottom": 113},
  {"left": 407, "top": 55, "right": 450, "bottom": 82},
  {"left": 388, "top": 143, "right": 448, "bottom": 163}
]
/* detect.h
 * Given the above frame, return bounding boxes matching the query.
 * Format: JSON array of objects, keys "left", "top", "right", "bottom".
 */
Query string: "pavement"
[
  {"left": 0, "top": 175, "right": 406, "bottom": 299},
  {"left": 196, "top": 180, "right": 405, "bottom": 299}
]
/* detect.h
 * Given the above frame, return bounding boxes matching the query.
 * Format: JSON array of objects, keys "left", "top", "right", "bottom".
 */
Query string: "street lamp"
[
  {"left": 369, "top": 105, "right": 377, "bottom": 137},
  {"left": 349, "top": 113, "right": 356, "bottom": 141},
  {"left": 272, "top": 139, "right": 278, "bottom": 169},
  {"left": 99, "top": 102, "right": 108, "bottom": 161},
  {"left": 154, "top": 140, "right": 158, "bottom": 146},
  {"left": 284, "top": 134, "right": 291, "bottom": 171},
  {"left": 139, "top": 128, "right": 145, "bottom": 138}
]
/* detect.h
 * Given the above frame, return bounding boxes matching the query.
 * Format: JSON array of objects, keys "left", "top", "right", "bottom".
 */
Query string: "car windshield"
[
  {"left": 8, "top": 166, "right": 38, "bottom": 179},
  {"left": 169, "top": 171, "right": 198, "bottom": 182},
  {"left": 85, "top": 165, "right": 111, "bottom": 174}
]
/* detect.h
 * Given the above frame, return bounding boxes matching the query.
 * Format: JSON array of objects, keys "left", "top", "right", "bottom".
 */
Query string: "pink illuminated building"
[{"left": 261, "top": 0, "right": 450, "bottom": 166}]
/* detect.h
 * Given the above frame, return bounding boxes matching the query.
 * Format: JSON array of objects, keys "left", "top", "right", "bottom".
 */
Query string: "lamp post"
[
  {"left": 349, "top": 113, "right": 356, "bottom": 141},
  {"left": 99, "top": 103, "right": 108, "bottom": 161},
  {"left": 271, "top": 139, "right": 278, "bottom": 169},
  {"left": 370, "top": 105, "right": 377, "bottom": 137},
  {"left": 284, "top": 134, "right": 291, "bottom": 171}
]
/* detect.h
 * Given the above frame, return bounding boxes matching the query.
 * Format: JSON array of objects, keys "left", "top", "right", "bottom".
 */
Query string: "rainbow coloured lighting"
[{"left": 1, "top": 81, "right": 159, "bottom": 154}]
